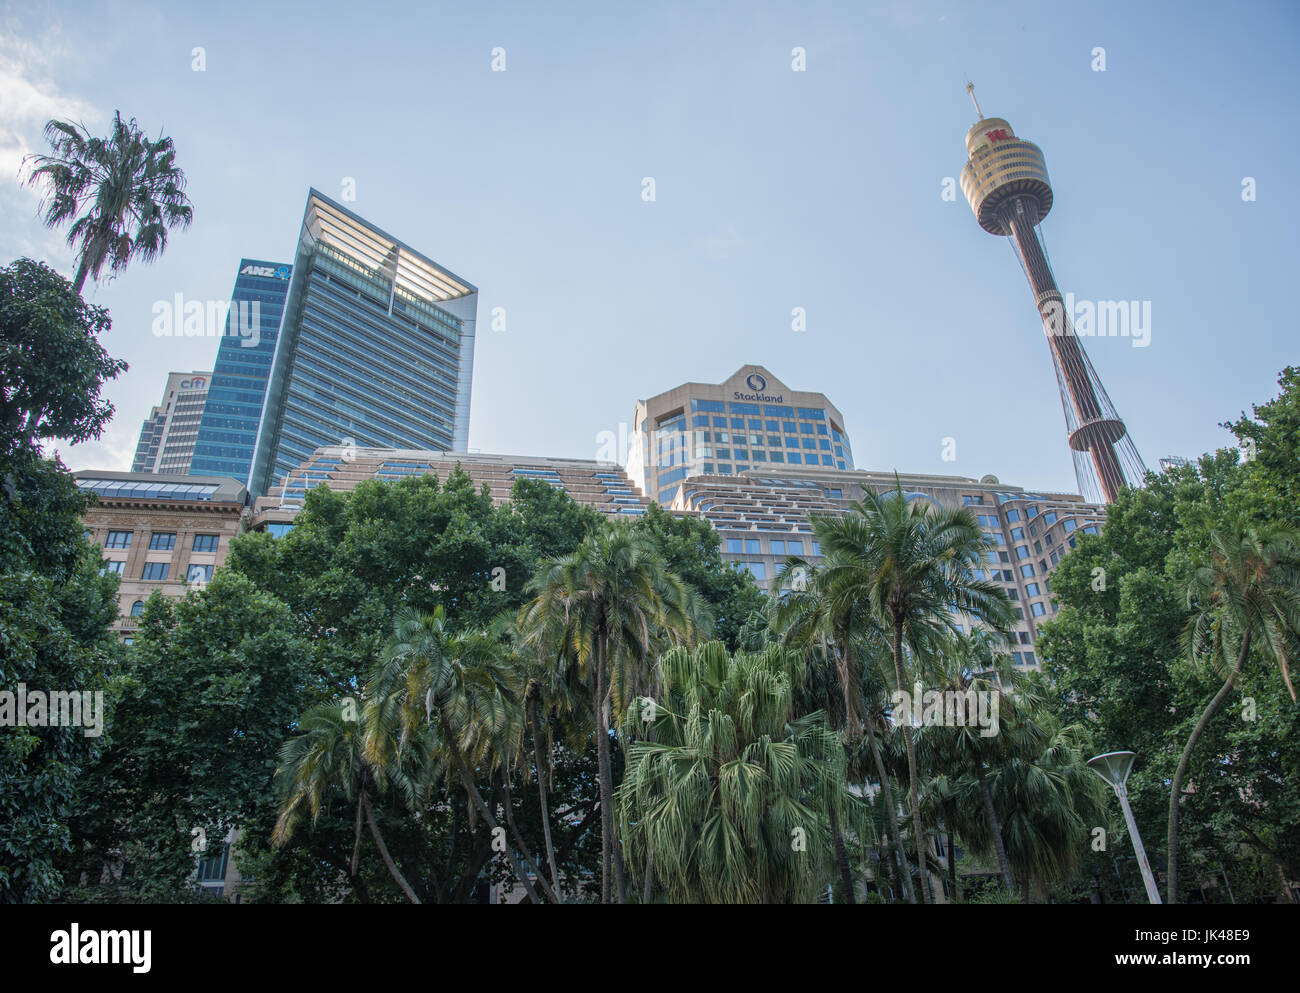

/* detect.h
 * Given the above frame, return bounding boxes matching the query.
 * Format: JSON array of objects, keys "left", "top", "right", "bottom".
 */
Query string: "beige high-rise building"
[
  {"left": 131, "top": 371, "right": 212, "bottom": 474},
  {"left": 627, "top": 364, "right": 854, "bottom": 505}
]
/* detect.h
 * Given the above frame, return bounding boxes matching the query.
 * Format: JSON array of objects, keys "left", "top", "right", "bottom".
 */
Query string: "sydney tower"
[{"left": 960, "top": 85, "right": 1146, "bottom": 503}]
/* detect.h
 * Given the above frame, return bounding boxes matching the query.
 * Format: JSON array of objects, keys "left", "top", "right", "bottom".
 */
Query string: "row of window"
[
  {"left": 724, "top": 538, "right": 822, "bottom": 557},
  {"left": 106, "top": 562, "right": 214, "bottom": 583},
  {"left": 102, "top": 531, "right": 221, "bottom": 552}
]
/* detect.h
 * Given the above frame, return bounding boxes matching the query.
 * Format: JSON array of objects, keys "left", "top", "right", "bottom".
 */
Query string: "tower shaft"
[
  {"left": 999, "top": 199, "right": 1129, "bottom": 502},
  {"left": 960, "top": 108, "right": 1146, "bottom": 504}
]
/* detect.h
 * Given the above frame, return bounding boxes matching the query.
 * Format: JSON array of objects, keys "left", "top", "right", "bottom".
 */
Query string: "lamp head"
[{"left": 1087, "top": 750, "right": 1137, "bottom": 789}]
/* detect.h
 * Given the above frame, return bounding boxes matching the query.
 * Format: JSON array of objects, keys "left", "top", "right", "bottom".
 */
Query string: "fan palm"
[
  {"left": 618, "top": 641, "right": 855, "bottom": 903},
  {"left": 816, "top": 485, "right": 1014, "bottom": 902},
  {"left": 272, "top": 699, "right": 422, "bottom": 903},
  {"left": 770, "top": 556, "right": 915, "bottom": 902},
  {"left": 1168, "top": 523, "right": 1300, "bottom": 902},
  {"left": 366, "top": 606, "right": 555, "bottom": 903},
  {"left": 517, "top": 525, "right": 705, "bottom": 904},
  {"left": 24, "top": 112, "right": 193, "bottom": 293}
]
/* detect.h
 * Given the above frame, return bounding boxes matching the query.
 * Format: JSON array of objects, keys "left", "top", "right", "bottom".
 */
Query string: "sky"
[{"left": 2, "top": 0, "right": 1297, "bottom": 496}]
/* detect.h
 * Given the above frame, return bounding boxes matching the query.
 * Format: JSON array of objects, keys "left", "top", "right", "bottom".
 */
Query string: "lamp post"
[{"left": 1088, "top": 750, "right": 1162, "bottom": 904}]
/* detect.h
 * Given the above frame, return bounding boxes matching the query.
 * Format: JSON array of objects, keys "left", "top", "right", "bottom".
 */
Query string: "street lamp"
[{"left": 1087, "top": 750, "right": 1162, "bottom": 904}]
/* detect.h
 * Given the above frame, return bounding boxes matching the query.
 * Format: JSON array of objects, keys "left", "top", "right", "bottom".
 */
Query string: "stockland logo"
[
  {"left": 1042, "top": 292, "right": 1151, "bottom": 348},
  {"left": 152, "top": 295, "right": 262, "bottom": 348},
  {"left": 746, "top": 373, "right": 767, "bottom": 392},
  {"left": 50, "top": 924, "right": 151, "bottom": 973}
]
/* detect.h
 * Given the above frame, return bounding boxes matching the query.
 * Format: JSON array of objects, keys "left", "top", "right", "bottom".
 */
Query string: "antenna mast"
[{"left": 965, "top": 81, "right": 984, "bottom": 120}]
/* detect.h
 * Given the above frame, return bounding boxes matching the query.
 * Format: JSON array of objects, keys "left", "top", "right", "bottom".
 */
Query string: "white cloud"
[{"left": 0, "top": 17, "right": 99, "bottom": 268}]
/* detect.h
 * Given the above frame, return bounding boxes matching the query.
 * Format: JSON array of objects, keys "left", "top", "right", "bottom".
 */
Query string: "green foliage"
[
  {"left": 630, "top": 502, "right": 765, "bottom": 650},
  {"left": 0, "top": 258, "right": 125, "bottom": 457},
  {"left": 0, "top": 451, "right": 121, "bottom": 901},
  {"left": 619, "top": 641, "right": 853, "bottom": 903},
  {"left": 60, "top": 573, "right": 312, "bottom": 901}
]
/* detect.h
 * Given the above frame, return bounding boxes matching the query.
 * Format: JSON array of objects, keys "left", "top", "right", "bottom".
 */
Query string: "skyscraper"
[
  {"left": 248, "top": 190, "right": 478, "bottom": 497},
  {"left": 132, "top": 370, "right": 212, "bottom": 474},
  {"left": 627, "top": 364, "right": 854, "bottom": 505},
  {"left": 189, "top": 259, "right": 293, "bottom": 486},
  {"left": 960, "top": 86, "right": 1146, "bottom": 503}
]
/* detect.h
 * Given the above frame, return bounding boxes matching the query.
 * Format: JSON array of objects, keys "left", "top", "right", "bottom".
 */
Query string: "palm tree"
[
  {"left": 618, "top": 641, "right": 855, "bottom": 903},
  {"left": 913, "top": 631, "right": 1031, "bottom": 895},
  {"left": 1167, "top": 523, "right": 1300, "bottom": 902},
  {"left": 23, "top": 112, "right": 193, "bottom": 293},
  {"left": 272, "top": 699, "right": 422, "bottom": 903},
  {"left": 518, "top": 525, "right": 705, "bottom": 904},
  {"left": 990, "top": 714, "right": 1108, "bottom": 902},
  {"left": 816, "top": 485, "right": 1014, "bottom": 903},
  {"left": 770, "top": 556, "right": 914, "bottom": 902},
  {"left": 366, "top": 607, "right": 556, "bottom": 904}
]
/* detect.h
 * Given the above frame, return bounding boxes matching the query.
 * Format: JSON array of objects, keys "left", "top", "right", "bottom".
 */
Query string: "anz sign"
[{"left": 239, "top": 263, "right": 292, "bottom": 280}]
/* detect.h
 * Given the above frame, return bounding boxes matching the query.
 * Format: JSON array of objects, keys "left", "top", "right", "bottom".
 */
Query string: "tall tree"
[
  {"left": 518, "top": 526, "right": 703, "bottom": 903},
  {"left": 24, "top": 113, "right": 193, "bottom": 294},
  {"left": 619, "top": 641, "right": 853, "bottom": 903},
  {"left": 1168, "top": 523, "right": 1300, "bottom": 902},
  {"left": 0, "top": 258, "right": 125, "bottom": 458},
  {"left": 815, "top": 485, "right": 1014, "bottom": 903}
]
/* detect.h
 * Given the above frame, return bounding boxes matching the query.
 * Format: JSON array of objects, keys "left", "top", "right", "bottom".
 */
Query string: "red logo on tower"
[{"left": 986, "top": 128, "right": 1012, "bottom": 142}]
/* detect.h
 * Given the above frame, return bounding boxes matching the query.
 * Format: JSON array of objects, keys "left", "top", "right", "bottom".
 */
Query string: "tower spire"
[{"left": 965, "top": 81, "right": 984, "bottom": 120}]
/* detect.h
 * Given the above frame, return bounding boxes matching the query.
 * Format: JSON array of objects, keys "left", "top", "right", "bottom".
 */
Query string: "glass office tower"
[
  {"left": 248, "top": 190, "right": 477, "bottom": 497},
  {"left": 189, "top": 260, "right": 293, "bottom": 485}
]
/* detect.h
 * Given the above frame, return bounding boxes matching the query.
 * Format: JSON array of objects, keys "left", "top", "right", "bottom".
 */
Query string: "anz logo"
[{"left": 240, "top": 264, "right": 291, "bottom": 280}]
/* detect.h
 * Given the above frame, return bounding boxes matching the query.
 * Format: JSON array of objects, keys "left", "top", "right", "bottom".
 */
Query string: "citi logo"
[{"left": 49, "top": 924, "right": 151, "bottom": 973}]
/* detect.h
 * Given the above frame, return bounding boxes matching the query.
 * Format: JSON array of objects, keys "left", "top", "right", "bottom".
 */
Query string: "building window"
[
  {"left": 130, "top": 600, "right": 145, "bottom": 617},
  {"left": 192, "top": 534, "right": 220, "bottom": 553},
  {"left": 149, "top": 532, "right": 177, "bottom": 550},
  {"left": 1020, "top": 563, "right": 1036, "bottom": 578},
  {"left": 1026, "top": 583, "right": 1041, "bottom": 597},
  {"left": 826, "top": 488, "right": 842, "bottom": 499},
  {"left": 726, "top": 539, "right": 743, "bottom": 554},
  {"left": 963, "top": 495, "right": 984, "bottom": 506},
  {"left": 744, "top": 539, "right": 760, "bottom": 555},
  {"left": 102, "top": 560, "right": 126, "bottom": 576},
  {"left": 141, "top": 562, "right": 170, "bottom": 581},
  {"left": 1015, "top": 546, "right": 1030, "bottom": 560},
  {"left": 105, "top": 530, "right": 132, "bottom": 549},
  {"left": 1010, "top": 527, "right": 1025, "bottom": 541},
  {"left": 1005, "top": 509, "right": 1020, "bottom": 523},
  {"left": 187, "top": 564, "right": 214, "bottom": 584}
]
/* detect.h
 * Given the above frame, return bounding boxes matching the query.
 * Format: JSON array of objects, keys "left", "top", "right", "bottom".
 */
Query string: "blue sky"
[{"left": 3, "top": 0, "right": 1297, "bottom": 496}]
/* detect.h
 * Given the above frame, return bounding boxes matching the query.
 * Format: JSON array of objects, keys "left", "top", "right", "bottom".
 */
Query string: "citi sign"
[
  {"left": 732, "top": 373, "right": 783, "bottom": 404},
  {"left": 180, "top": 377, "right": 207, "bottom": 390}
]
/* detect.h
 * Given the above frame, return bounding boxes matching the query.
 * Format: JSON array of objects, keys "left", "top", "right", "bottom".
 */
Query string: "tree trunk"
[
  {"left": 893, "top": 617, "right": 931, "bottom": 904},
  {"left": 360, "top": 791, "right": 421, "bottom": 904},
  {"left": 441, "top": 709, "right": 544, "bottom": 904},
  {"left": 530, "top": 693, "right": 563, "bottom": 901},
  {"left": 594, "top": 619, "right": 628, "bottom": 904},
  {"left": 853, "top": 635, "right": 914, "bottom": 904},
  {"left": 496, "top": 774, "right": 561, "bottom": 904},
  {"left": 945, "top": 811, "right": 960, "bottom": 905},
  {"left": 642, "top": 849, "right": 654, "bottom": 904},
  {"left": 975, "top": 760, "right": 1014, "bottom": 895},
  {"left": 828, "top": 804, "right": 857, "bottom": 904},
  {"left": 595, "top": 636, "right": 613, "bottom": 904},
  {"left": 1167, "top": 629, "right": 1250, "bottom": 904}
]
